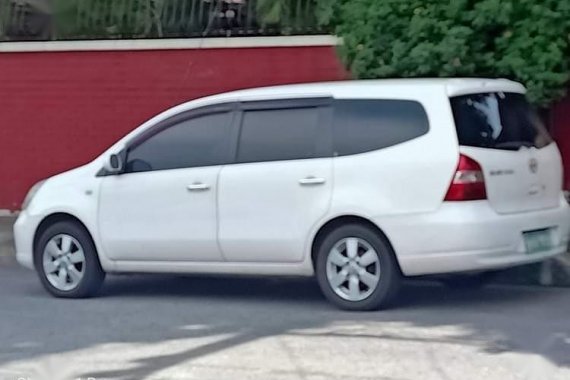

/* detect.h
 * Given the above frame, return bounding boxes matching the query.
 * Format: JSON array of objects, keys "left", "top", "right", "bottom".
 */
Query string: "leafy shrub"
[{"left": 323, "top": 0, "right": 570, "bottom": 106}]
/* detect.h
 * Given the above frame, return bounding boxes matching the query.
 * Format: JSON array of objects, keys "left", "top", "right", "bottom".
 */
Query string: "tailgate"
[{"left": 450, "top": 92, "right": 562, "bottom": 214}]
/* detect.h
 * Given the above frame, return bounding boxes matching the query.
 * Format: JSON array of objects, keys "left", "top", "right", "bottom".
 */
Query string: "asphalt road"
[{"left": 0, "top": 258, "right": 569, "bottom": 380}]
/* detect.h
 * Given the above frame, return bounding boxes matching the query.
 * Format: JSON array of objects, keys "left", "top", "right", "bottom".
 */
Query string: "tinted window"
[
  {"left": 450, "top": 92, "right": 552, "bottom": 150},
  {"left": 333, "top": 100, "right": 429, "bottom": 156},
  {"left": 126, "top": 112, "right": 231, "bottom": 173},
  {"left": 237, "top": 107, "right": 320, "bottom": 163}
]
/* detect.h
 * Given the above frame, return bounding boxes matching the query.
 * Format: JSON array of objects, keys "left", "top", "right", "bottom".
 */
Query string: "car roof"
[{"left": 200, "top": 78, "right": 525, "bottom": 104}]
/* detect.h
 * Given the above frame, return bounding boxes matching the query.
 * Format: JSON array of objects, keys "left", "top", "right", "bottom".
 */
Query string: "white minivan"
[{"left": 14, "top": 79, "right": 570, "bottom": 310}]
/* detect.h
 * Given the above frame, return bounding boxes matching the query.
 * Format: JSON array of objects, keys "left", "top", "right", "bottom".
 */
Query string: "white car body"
[{"left": 14, "top": 79, "right": 570, "bottom": 281}]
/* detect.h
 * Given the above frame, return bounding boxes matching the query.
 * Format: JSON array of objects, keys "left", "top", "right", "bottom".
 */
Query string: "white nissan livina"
[{"left": 14, "top": 79, "right": 570, "bottom": 310}]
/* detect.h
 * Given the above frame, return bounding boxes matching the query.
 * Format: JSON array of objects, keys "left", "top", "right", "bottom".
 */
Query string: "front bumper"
[
  {"left": 377, "top": 198, "right": 570, "bottom": 276},
  {"left": 14, "top": 211, "right": 42, "bottom": 270}
]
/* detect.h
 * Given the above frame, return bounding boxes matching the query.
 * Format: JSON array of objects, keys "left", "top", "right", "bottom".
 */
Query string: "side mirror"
[{"left": 103, "top": 153, "right": 124, "bottom": 174}]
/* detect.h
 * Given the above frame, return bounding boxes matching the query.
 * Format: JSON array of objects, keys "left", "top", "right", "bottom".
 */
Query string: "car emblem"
[{"left": 529, "top": 158, "right": 538, "bottom": 174}]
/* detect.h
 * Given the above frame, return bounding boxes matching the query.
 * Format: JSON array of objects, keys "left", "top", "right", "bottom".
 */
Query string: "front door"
[{"left": 99, "top": 108, "right": 234, "bottom": 262}]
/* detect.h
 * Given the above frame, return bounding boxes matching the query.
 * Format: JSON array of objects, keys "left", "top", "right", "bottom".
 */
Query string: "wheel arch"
[
  {"left": 310, "top": 215, "right": 403, "bottom": 274},
  {"left": 33, "top": 213, "right": 95, "bottom": 267}
]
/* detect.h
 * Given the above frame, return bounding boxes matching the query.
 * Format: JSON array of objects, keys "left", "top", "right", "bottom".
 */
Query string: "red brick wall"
[
  {"left": 552, "top": 97, "right": 570, "bottom": 189},
  {"left": 0, "top": 45, "right": 345, "bottom": 210}
]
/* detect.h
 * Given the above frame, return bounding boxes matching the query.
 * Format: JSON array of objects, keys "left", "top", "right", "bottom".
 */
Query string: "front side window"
[
  {"left": 237, "top": 107, "right": 321, "bottom": 164},
  {"left": 332, "top": 99, "right": 430, "bottom": 156},
  {"left": 450, "top": 92, "right": 552, "bottom": 150},
  {"left": 125, "top": 112, "right": 231, "bottom": 173}
]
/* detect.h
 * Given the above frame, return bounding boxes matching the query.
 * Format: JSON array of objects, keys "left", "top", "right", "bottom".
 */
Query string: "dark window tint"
[
  {"left": 237, "top": 107, "right": 320, "bottom": 163},
  {"left": 126, "top": 112, "right": 231, "bottom": 173},
  {"left": 333, "top": 100, "right": 429, "bottom": 156},
  {"left": 450, "top": 93, "right": 552, "bottom": 150}
]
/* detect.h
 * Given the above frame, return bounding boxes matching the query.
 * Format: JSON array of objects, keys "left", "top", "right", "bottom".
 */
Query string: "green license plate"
[{"left": 523, "top": 229, "right": 553, "bottom": 254}]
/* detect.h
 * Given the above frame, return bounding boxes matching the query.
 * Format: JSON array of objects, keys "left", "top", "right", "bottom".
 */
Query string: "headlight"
[{"left": 21, "top": 180, "right": 46, "bottom": 210}]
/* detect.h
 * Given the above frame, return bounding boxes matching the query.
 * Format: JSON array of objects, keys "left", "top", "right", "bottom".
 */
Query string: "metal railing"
[{"left": 0, "top": 0, "right": 328, "bottom": 41}]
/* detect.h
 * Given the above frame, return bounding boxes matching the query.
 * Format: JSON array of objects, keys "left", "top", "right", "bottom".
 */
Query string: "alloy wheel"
[
  {"left": 325, "top": 237, "right": 381, "bottom": 302},
  {"left": 42, "top": 234, "right": 86, "bottom": 291}
]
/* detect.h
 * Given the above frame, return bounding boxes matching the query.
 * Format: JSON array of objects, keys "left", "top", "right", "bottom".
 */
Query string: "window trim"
[
  {"left": 233, "top": 97, "right": 333, "bottom": 165},
  {"left": 120, "top": 103, "right": 238, "bottom": 174},
  {"left": 125, "top": 102, "right": 237, "bottom": 151},
  {"left": 98, "top": 98, "right": 334, "bottom": 177}
]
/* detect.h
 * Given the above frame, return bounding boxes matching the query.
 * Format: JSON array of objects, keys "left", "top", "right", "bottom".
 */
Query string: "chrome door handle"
[
  {"left": 187, "top": 183, "right": 210, "bottom": 191},
  {"left": 299, "top": 177, "right": 326, "bottom": 186}
]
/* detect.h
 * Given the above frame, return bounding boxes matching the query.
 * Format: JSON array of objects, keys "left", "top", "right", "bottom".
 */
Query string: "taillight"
[{"left": 444, "top": 154, "right": 487, "bottom": 201}]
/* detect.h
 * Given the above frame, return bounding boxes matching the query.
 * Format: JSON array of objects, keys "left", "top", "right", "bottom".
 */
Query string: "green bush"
[{"left": 323, "top": 0, "right": 570, "bottom": 106}]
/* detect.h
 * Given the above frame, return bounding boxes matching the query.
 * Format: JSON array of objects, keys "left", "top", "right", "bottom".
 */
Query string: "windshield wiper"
[{"left": 494, "top": 141, "right": 534, "bottom": 150}]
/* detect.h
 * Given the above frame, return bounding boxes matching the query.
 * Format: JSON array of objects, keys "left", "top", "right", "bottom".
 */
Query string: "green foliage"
[
  {"left": 256, "top": 0, "right": 322, "bottom": 34},
  {"left": 53, "top": 0, "right": 157, "bottom": 38},
  {"left": 324, "top": 0, "right": 570, "bottom": 106},
  {"left": 51, "top": 0, "right": 325, "bottom": 39},
  {"left": 256, "top": 0, "right": 291, "bottom": 25},
  {"left": 0, "top": 1, "right": 7, "bottom": 39}
]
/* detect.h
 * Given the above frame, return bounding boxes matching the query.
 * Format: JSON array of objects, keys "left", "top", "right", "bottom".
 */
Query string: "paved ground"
[
  {"left": 0, "top": 217, "right": 15, "bottom": 261},
  {"left": 0, "top": 258, "right": 569, "bottom": 380},
  {"left": 1, "top": 215, "right": 570, "bottom": 379}
]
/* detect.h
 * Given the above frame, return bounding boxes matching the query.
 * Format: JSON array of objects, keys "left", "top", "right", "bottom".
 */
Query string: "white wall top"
[{"left": 0, "top": 35, "right": 340, "bottom": 53}]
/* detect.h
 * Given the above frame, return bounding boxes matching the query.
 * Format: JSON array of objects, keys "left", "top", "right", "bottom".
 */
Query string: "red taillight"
[{"left": 444, "top": 154, "right": 487, "bottom": 201}]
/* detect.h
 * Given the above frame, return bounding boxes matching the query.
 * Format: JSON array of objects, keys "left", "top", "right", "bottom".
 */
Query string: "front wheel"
[
  {"left": 35, "top": 221, "right": 105, "bottom": 298},
  {"left": 315, "top": 224, "right": 401, "bottom": 311}
]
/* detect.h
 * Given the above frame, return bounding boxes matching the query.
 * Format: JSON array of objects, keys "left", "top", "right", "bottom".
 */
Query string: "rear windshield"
[{"left": 450, "top": 92, "right": 552, "bottom": 150}]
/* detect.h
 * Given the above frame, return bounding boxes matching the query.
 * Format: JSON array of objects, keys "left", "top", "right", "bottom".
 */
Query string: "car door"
[
  {"left": 98, "top": 105, "right": 235, "bottom": 262},
  {"left": 218, "top": 98, "right": 333, "bottom": 263}
]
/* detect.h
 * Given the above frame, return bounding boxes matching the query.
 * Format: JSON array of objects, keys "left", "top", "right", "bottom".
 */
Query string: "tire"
[
  {"left": 315, "top": 223, "right": 401, "bottom": 311},
  {"left": 35, "top": 221, "right": 105, "bottom": 298},
  {"left": 440, "top": 271, "right": 497, "bottom": 290}
]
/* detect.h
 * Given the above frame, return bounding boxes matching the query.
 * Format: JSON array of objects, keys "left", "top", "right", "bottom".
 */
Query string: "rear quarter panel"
[{"left": 328, "top": 88, "right": 459, "bottom": 228}]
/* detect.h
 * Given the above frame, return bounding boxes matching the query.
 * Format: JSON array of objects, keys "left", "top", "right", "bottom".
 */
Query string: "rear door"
[
  {"left": 218, "top": 98, "right": 333, "bottom": 263},
  {"left": 450, "top": 92, "right": 561, "bottom": 214}
]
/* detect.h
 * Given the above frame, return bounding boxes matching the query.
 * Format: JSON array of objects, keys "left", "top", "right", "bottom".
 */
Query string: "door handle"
[
  {"left": 187, "top": 183, "right": 210, "bottom": 191},
  {"left": 299, "top": 176, "right": 326, "bottom": 186}
]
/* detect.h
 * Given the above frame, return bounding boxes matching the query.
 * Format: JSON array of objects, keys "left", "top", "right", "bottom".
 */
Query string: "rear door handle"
[
  {"left": 299, "top": 177, "right": 326, "bottom": 186},
  {"left": 187, "top": 183, "right": 210, "bottom": 191}
]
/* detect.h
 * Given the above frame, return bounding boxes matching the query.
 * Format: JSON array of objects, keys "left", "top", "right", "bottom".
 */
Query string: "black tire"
[
  {"left": 35, "top": 221, "right": 105, "bottom": 298},
  {"left": 440, "top": 271, "right": 497, "bottom": 290},
  {"left": 315, "top": 223, "right": 401, "bottom": 311}
]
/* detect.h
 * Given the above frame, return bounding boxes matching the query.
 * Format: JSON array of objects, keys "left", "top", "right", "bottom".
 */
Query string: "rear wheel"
[
  {"left": 35, "top": 221, "right": 105, "bottom": 298},
  {"left": 315, "top": 224, "right": 401, "bottom": 311}
]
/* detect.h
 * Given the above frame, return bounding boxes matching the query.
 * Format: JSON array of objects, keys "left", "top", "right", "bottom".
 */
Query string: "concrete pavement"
[
  {"left": 1, "top": 214, "right": 570, "bottom": 380},
  {"left": 0, "top": 216, "right": 15, "bottom": 261},
  {"left": 0, "top": 261, "right": 569, "bottom": 380}
]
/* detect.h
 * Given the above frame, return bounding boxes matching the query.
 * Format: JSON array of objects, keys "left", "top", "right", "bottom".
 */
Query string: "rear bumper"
[{"left": 376, "top": 197, "right": 570, "bottom": 276}]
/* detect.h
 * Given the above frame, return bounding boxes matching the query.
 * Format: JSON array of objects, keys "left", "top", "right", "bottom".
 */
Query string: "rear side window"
[
  {"left": 332, "top": 99, "right": 429, "bottom": 156},
  {"left": 237, "top": 107, "right": 321, "bottom": 163},
  {"left": 450, "top": 92, "right": 552, "bottom": 150}
]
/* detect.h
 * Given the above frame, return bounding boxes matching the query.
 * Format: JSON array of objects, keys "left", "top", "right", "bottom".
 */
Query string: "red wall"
[
  {"left": 0, "top": 46, "right": 345, "bottom": 210},
  {"left": 552, "top": 97, "right": 570, "bottom": 190}
]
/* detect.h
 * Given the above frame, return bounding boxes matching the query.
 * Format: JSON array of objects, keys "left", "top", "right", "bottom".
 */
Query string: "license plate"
[{"left": 523, "top": 229, "right": 553, "bottom": 254}]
